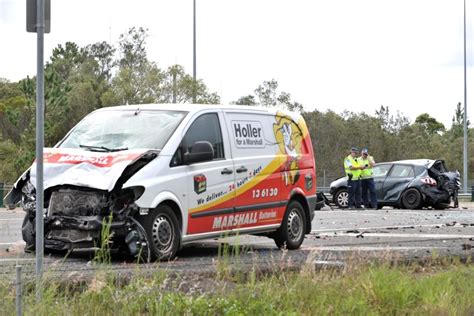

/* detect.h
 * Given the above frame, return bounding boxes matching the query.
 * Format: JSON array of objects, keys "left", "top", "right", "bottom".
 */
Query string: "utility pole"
[
  {"left": 27, "top": 0, "right": 50, "bottom": 301},
  {"left": 193, "top": 0, "right": 197, "bottom": 103},
  {"left": 463, "top": 0, "right": 469, "bottom": 194}
]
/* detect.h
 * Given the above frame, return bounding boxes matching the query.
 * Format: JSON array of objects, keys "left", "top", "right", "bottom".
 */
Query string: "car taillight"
[{"left": 421, "top": 177, "right": 437, "bottom": 186}]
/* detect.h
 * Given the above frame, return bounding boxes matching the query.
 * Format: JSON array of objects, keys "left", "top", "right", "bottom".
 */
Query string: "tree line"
[{"left": 0, "top": 27, "right": 472, "bottom": 188}]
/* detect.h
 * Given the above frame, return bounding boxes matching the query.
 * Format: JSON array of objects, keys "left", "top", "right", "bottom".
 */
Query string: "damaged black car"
[{"left": 329, "top": 159, "right": 461, "bottom": 209}]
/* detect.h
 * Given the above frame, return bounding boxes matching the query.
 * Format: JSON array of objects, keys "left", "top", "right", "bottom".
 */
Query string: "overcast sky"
[{"left": 0, "top": 0, "right": 472, "bottom": 127}]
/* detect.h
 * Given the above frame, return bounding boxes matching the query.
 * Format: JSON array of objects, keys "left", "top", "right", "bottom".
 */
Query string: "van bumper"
[{"left": 306, "top": 194, "right": 317, "bottom": 221}]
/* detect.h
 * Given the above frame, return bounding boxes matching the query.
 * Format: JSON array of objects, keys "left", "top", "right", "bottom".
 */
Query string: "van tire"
[
  {"left": 140, "top": 204, "right": 180, "bottom": 261},
  {"left": 274, "top": 200, "right": 306, "bottom": 250},
  {"left": 22, "top": 216, "right": 35, "bottom": 252}
]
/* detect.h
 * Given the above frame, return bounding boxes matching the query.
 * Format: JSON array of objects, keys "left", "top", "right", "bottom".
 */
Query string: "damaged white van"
[{"left": 5, "top": 104, "right": 317, "bottom": 261}]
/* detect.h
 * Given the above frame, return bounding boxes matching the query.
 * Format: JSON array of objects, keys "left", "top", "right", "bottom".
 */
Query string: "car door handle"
[
  {"left": 236, "top": 166, "right": 248, "bottom": 173},
  {"left": 221, "top": 168, "right": 233, "bottom": 175}
]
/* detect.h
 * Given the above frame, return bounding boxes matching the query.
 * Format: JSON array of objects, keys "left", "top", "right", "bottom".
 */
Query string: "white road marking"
[
  {"left": 0, "top": 258, "right": 35, "bottom": 263},
  {"left": 303, "top": 246, "right": 449, "bottom": 251},
  {"left": 311, "top": 223, "right": 463, "bottom": 233},
  {"left": 0, "top": 218, "right": 23, "bottom": 221},
  {"left": 0, "top": 242, "right": 20, "bottom": 246},
  {"left": 317, "top": 232, "right": 474, "bottom": 239}
]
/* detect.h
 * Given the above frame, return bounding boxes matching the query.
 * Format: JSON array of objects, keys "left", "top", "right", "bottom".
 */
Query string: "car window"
[
  {"left": 373, "top": 164, "right": 391, "bottom": 177},
  {"left": 171, "top": 113, "right": 224, "bottom": 166},
  {"left": 389, "top": 164, "right": 414, "bottom": 178}
]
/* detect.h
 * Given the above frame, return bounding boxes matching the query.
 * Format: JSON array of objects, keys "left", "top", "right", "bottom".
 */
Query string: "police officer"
[
  {"left": 360, "top": 148, "right": 377, "bottom": 209},
  {"left": 344, "top": 147, "right": 365, "bottom": 209}
]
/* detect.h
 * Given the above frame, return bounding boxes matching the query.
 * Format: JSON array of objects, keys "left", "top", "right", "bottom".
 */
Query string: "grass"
[{"left": 0, "top": 257, "right": 473, "bottom": 315}]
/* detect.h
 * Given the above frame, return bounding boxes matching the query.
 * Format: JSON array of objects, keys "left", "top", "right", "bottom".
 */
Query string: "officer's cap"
[
  {"left": 361, "top": 148, "right": 368, "bottom": 154},
  {"left": 351, "top": 146, "right": 360, "bottom": 152}
]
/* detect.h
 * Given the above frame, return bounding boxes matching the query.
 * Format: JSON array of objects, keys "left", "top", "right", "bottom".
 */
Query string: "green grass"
[{"left": 1, "top": 259, "right": 473, "bottom": 315}]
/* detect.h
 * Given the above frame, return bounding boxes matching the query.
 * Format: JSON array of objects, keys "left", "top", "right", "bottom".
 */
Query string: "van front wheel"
[
  {"left": 274, "top": 201, "right": 306, "bottom": 250},
  {"left": 140, "top": 205, "right": 180, "bottom": 261}
]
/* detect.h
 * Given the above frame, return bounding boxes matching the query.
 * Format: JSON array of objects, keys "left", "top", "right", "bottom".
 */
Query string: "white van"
[{"left": 5, "top": 104, "right": 317, "bottom": 261}]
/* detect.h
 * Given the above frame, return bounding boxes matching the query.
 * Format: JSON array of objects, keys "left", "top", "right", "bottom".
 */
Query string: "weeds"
[
  {"left": 93, "top": 213, "right": 114, "bottom": 265},
  {"left": 2, "top": 258, "right": 473, "bottom": 315}
]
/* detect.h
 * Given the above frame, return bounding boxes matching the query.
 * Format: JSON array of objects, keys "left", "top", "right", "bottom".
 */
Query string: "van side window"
[{"left": 171, "top": 113, "right": 224, "bottom": 166}]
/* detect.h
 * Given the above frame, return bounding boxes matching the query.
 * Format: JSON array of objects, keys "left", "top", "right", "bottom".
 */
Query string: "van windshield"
[{"left": 59, "top": 109, "right": 187, "bottom": 151}]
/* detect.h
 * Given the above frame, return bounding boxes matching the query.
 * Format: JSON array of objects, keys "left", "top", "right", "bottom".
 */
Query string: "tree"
[
  {"left": 110, "top": 27, "right": 164, "bottom": 105},
  {"left": 375, "top": 105, "right": 410, "bottom": 134},
  {"left": 82, "top": 41, "right": 116, "bottom": 83},
  {"left": 450, "top": 102, "right": 470, "bottom": 138},
  {"left": 231, "top": 95, "right": 257, "bottom": 106},
  {"left": 232, "top": 79, "right": 303, "bottom": 112},
  {"left": 414, "top": 113, "right": 445, "bottom": 135},
  {"left": 160, "top": 65, "right": 220, "bottom": 104},
  {"left": 47, "top": 42, "right": 85, "bottom": 83}
]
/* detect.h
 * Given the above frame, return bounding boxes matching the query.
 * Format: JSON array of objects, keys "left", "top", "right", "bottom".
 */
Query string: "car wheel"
[
  {"left": 401, "top": 188, "right": 423, "bottom": 209},
  {"left": 140, "top": 204, "right": 180, "bottom": 261},
  {"left": 274, "top": 200, "right": 306, "bottom": 250},
  {"left": 335, "top": 189, "right": 349, "bottom": 208}
]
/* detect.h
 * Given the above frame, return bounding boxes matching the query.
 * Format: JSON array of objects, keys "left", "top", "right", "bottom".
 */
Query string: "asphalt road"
[{"left": 0, "top": 203, "right": 473, "bottom": 277}]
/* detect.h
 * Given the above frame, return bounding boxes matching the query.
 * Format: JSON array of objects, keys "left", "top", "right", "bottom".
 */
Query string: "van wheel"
[
  {"left": 274, "top": 201, "right": 306, "bottom": 250},
  {"left": 140, "top": 205, "right": 180, "bottom": 261},
  {"left": 22, "top": 215, "right": 36, "bottom": 253},
  {"left": 401, "top": 188, "right": 422, "bottom": 209}
]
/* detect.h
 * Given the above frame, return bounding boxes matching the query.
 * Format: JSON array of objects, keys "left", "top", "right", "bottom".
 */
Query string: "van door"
[
  {"left": 171, "top": 112, "right": 235, "bottom": 235},
  {"left": 223, "top": 111, "right": 285, "bottom": 231}
]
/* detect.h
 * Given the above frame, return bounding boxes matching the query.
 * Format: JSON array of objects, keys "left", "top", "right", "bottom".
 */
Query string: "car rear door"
[
  {"left": 381, "top": 164, "right": 415, "bottom": 202},
  {"left": 372, "top": 163, "right": 392, "bottom": 201}
]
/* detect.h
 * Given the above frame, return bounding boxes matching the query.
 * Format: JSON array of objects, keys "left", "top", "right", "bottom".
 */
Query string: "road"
[{"left": 0, "top": 204, "right": 473, "bottom": 277}]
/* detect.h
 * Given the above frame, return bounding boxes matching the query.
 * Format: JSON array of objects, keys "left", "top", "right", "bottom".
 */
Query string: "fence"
[
  {"left": 0, "top": 183, "right": 13, "bottom": 208},
  {"left": 316, "top": 171, "right": 343, "bottom": 193}
]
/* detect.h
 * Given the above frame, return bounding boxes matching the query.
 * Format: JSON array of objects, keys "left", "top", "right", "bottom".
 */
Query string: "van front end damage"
[
  {"left": 21, "top": 183, "right": 150, "bottom": 260},
  {"left": 8, "top": 148, "right": 160, "bottom": 261}
]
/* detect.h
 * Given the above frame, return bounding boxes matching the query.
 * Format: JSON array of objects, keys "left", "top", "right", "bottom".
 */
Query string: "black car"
[{"left": 329, "top": 159, "right": 461, "bottom": 209}]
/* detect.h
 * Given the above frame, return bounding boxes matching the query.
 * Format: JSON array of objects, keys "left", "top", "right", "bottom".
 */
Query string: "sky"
[{"left": 0, "top": 0, "right": 472, "bottom": 128}]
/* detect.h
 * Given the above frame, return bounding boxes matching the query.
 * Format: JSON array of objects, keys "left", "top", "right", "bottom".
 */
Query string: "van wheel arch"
[
  {"left": 274, "top": 199, "right": 306, "bottom": 249},
  {"left": 136, "top": 201, "right": 183, "bottom": 261},
  {"left": 287, "top": 193, "right": 311, "bottom": 234},
  {"left": 159, "top": 200, "right": 183, "bottom": 233}
]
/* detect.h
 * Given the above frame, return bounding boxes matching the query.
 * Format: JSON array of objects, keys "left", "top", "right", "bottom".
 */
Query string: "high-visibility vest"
[
  {"left": 344, "top": 155, "right": 362, "bottom": 180},
  {"left": 360, "top": 156, "right": 374, "bottom": 178}
]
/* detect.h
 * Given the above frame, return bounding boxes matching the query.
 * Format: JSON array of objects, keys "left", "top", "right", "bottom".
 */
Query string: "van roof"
[{"left": 94, "top": 103, "right": 298, "bottom": 116}]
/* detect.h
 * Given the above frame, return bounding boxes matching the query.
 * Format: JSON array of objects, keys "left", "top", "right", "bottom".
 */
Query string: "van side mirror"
[{"left": 183, "top": 141, "right": 214, "bottom": 165}]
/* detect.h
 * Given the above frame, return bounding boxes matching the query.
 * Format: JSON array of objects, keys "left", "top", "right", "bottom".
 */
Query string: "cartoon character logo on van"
[{"left": 273, "top": 113, "right": 303, "bottom": 186}]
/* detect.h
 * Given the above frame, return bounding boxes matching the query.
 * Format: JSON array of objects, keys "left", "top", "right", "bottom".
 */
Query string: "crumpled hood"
[{"left": 30, "top": 148, "right": 155, "bottom": 191}]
